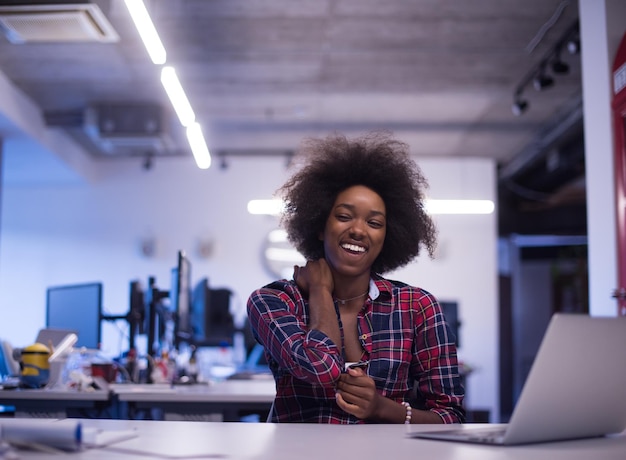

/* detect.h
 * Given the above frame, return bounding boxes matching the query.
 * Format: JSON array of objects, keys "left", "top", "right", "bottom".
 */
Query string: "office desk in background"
[
  {"left": 111, "top": 379, "right": 276, "bottom": 421},
  {"left": 0, "top": 378, "right": 276, "bottom": 422},
  {"left": 0, "top": 388, "right": 111, "bottom": 419},
  {"left": 3, "top": 418, "right": 626, "bottom": 460}
]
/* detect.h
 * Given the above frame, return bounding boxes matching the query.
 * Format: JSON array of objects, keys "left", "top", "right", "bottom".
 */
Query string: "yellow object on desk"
[{"left": 19, "top": 343, "right": 50, "bottom": 388}]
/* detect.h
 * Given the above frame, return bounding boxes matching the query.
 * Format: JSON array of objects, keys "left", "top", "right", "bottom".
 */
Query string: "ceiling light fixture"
[
  {"left": 123, "top": 0, "right": 166, "bottom": 65},
  {"left": 551, "top": 58, "right": 569, "bottom": 75},
  {"left": 551, "top": 49, "right": 570, "bottom": 75},
  {"left": 268, "top": 229, "right": 289, "bottom": 243},
  {"left": 566, "top": 38, "right": 580, "bottom": 55},
  {"left": 125, "top": 1, "right": 210, "bottom": 170},
  {"left": 511, "top": 20, "right": 579, "bottom": 116},
  {"left": 247, "top": 199, "right": 285, "bottom": 216},
  {"left": 186, "top": 122, "right": 211, "bottom": 169},
  {"left": 532, "top": 68, "right": 555, "bottom": 91},
  {"left": 424, "top": 200, "right": 495, "bottom": 215},
  {"left": 161, "top": 66, "right": 195, "bottom": 127},
  {"left": 512, "top": 98, "right": 529, "bottom": 116}
]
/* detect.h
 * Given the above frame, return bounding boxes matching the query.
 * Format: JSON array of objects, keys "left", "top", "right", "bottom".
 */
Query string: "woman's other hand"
[
  {"left": 335, "top": 366, "right": 382, "bottom": 420},
  {"left": 293, "top": 259, "right": 334, "bottom": 298}
]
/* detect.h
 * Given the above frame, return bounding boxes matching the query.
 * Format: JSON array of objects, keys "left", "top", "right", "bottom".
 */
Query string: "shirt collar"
[
  {"left": 368, "top": 278, "right": 380, "bottom": 300},
  {"left": 369, "top": 274, "right": 395, "bottom": 300}
]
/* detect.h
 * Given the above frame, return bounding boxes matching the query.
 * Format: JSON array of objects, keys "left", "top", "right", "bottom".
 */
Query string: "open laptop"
[
  {"left": 36, "top": 328, "right": 78, "bottom": 349},
  {"left": 412, "top": 313, "right": 626, "bottom": 445}
]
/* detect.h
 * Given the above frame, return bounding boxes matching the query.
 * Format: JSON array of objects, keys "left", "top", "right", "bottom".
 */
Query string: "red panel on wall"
[{"left": 611, "top": 32, "right": 626, "bottom": 316}]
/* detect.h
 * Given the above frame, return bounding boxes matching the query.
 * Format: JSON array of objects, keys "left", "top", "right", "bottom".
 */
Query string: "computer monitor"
[
  {"left": 171, "top": 250, "right": 192, "bottom": 346},
  {"left": 46, "top": 282, "right": 103, "bottom": 349},
  {"left": 440, "top": 301, "right": 461, "bottom": 347},
  {"left": 126, "top": 280, "right": 146, "bottom": 349},
  {"left": 191, "top": 277, "right": 209, "bottom": 339},
  {"left": 191, "top": 278, "right": 235, "bottom": 347},
  {"left": 143, "top": 275, "right": 170, "bottom": 356}
]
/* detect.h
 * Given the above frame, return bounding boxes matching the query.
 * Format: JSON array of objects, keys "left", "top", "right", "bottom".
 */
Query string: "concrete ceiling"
[{"left": 0, "top": 0, "right": 583, "bottom": 191}]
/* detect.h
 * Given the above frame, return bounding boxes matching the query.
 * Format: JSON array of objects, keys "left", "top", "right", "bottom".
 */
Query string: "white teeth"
[{"left": 342, "top": 243, "right": 365, "bottom": 253}]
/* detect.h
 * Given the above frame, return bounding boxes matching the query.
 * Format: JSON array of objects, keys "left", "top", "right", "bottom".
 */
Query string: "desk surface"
[
  {"left": 2, "top": 419, "right": 626, "bottom": 460},
  {"left": 110, "top": 379, "right": 276, "bottom": 403},
  {"left": 0, "top": 379, "right": 276, "bottom": 404},
  {"left": 0, "top": 387, "right": 110, "bottom": 401},
  {"left": 0, "top": 380, "right": 276, "bottom": 421}
]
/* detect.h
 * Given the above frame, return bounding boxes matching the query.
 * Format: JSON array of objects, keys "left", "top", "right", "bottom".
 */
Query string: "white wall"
[
  {"left": 0, "top": 151, "right": 498, "bottom": 418},
  {"left": 391, "top": 157, "right": 498, "bottom": 417}
]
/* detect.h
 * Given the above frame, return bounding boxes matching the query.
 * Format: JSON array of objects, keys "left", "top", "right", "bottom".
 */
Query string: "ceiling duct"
[
  {"left": 0, "top": 3, "right": 119, "bottom": 43},
  {"left": 83, "top": 104, "right": 176, "bottom": 156}
]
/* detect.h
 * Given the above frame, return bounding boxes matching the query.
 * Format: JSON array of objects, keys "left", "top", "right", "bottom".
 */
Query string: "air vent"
[
  {"left": 83, "top": 104, "right": 175, "bottom": 156},
  {"left": 0, "top": 3, "right": 119, "bottom": 43}
]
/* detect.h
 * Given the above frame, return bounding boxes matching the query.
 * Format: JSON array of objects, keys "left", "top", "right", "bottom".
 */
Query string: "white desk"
[
  {"left": 0, "top": 388, "right": 111, "bottom": 418},
  {"left": 0, "top": 379, "right": 275, "bottom": 421},
  {"left": 110, "top": 379, "right": 276, "bottom": 421},
  {"left": 3, "top": 418, "right": 626, "bottom": 460}
]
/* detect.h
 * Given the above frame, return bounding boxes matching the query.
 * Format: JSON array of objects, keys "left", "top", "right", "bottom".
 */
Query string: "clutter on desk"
[
  {"left": 61, "top": 348, "right": 120, "bottom": 391},
  {"left": 10, "top": 335, "right": 118, "bottom": 392},
  {"left": 8, "top": 331, "right": 95, "bottom": 390}
]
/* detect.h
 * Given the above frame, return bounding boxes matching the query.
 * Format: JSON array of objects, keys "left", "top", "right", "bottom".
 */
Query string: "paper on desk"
[
  {"left": 0, "top": 419, "right": 137, "bottom": 452},
  {"left": 82, "top": 426, "right": 138, "bottom": 447}
]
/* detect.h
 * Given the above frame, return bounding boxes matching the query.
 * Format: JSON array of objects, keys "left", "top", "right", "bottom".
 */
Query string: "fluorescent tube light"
[
  {"left": 248, "top": 199, "right": 494, "bottom": 216},
  {"left": 161, "top": 66, "right": 195, "bottom": 127},
  {"left": 125, "top": 1, "right": 212, "bottom": 171},
  {"left": 265, "top": 247, "right": 306, "bottom": 263},
  {"left": 186, "top": 122, "right": 211, "bottom": 169},
  {"left": 248, "top": 199, "right": 285, "bottom": 216},
  {"left": 124, "top": 0, "right": 166, "bottom": 65},
  {"left": 268, "top": 229, "right": 289, "bottom": 243},
  {"left": 425, "top": 199, "right": 495, "bottom": 215}
]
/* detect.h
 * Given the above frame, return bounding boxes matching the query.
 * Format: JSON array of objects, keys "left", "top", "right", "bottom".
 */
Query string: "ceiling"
[{"left": 0, "top": 0, "right": 585, "bottom": 234}]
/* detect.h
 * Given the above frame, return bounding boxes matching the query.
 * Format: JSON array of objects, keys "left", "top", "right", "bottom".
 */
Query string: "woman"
[{"left": 247, "top": 131, "right": 465, "bottom": 424}]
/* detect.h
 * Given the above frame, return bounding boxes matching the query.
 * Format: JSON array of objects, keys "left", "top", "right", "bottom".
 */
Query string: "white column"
[{"left": 579, "top": 0, "right": 626, "bottom": 316}]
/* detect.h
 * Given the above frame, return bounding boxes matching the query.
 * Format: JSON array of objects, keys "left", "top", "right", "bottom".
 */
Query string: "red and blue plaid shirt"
[{"left": 247, "top": 274, "right": 465, "bottom": 423}]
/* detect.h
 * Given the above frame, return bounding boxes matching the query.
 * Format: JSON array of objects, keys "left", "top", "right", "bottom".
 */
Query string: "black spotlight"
[
  {"left": 533, "top": 72, "right": 554, "bottom": 91},
  {"left": 551, "top": 55, "right": 569, "bottom": 74},
  {"left": 512, "top": 98, "right": 528, "bottom": 116},
  {"left": 219, "top": 155, "right": 229, "bottom": 170}
]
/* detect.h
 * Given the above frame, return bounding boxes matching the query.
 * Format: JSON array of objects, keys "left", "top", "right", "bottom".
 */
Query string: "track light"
[
  {"left": 550, "top": 46, "right": 570, "bottom": 75},
  {"left": 511, "top": 20, "right": 579, "bottom": 115},
  {"left": 532, "top": 71, "right": 554, "bottom": 91},
  {"left": 566, "top": 38, "right": 580, "bottom": 55},
  {"left": 219, "top": 154, "right": 229, "bottom": 170},
  {"left": 551, "top": 57, "right": 569, "bottom": 75},
  {"left": 512, "top": 98, "right": 528, "bottom": 116}
]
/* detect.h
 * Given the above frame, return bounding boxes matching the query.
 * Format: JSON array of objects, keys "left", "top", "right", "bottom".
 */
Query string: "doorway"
[{"left": 498, "top": 235, "right": 588, "bottom": 422}]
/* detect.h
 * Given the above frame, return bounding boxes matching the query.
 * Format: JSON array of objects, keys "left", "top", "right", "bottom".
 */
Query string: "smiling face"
[{"left": 321, "top": 185, "right": 387, "bottom": 278}]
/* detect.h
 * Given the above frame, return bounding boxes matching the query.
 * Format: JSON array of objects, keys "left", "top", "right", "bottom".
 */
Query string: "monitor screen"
[
  {"left": 171, "top": 250, "right": 192, "bottom": 345},
  {"left": 126, "top": 279, "right": 146, "bottom": 350},
  {"left": 191, "top": 279, "right": 235, "bottom": 347},
  {"left": 46, "top": 282, "right": 103, "bottom": 349},
  {"left": 440, "top": 301, "right": 461, "bottom": 347},
  {"left": 191, "top": 277, "right": 209, "bottom": 339}
]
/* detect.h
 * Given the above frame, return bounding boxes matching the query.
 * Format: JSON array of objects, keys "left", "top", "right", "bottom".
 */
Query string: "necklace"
[{"left": 334, "top": 290, "right": 369, "bottom": 305}]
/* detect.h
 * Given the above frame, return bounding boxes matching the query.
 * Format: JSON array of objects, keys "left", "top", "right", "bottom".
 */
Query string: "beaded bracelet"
[{"left": 401, "top": 401, "right": 412, "bottom": 424}]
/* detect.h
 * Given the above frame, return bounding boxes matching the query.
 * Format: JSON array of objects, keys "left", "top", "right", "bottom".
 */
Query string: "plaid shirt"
[{"left": 247, "top": 274, "right": 465, "bottom": 424}]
